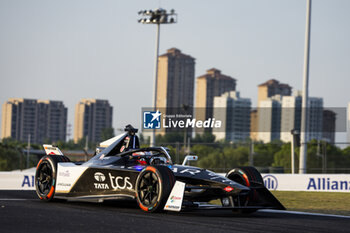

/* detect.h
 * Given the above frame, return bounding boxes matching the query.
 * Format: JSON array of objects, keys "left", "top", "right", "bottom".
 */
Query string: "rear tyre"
[
  {"left": 35, "top": 155, "right": 70, "bottom": 201},
  {"left": 135, "top": 165, "right": 175, "bottom": 212},
  {"left": 225, "top": 166, "right": 263, "bottom": 214}
]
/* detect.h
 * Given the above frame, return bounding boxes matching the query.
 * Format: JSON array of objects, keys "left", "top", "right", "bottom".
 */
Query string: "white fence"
[{"left": 1, "top": 170, "right": 350, "bottom": 192}]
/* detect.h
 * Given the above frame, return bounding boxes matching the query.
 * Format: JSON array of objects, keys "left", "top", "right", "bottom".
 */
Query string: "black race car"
[{"left": 35, "top": 125, "right": 285, "bottom": 213}]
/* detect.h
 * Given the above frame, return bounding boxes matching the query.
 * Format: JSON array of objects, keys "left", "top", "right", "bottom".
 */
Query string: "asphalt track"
[{"left": 0, "top": 191, "right": 349, "bottom": 233}]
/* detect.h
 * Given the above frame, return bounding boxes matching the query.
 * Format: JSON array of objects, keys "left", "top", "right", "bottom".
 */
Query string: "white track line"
[{"left": 260, "top": 209, "right": 350, "bottom": 219}]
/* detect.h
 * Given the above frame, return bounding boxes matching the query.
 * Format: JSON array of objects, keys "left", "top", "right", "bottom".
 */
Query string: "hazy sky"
[{"left": 0, "top": 0, "right": 349, "bottom": 140}]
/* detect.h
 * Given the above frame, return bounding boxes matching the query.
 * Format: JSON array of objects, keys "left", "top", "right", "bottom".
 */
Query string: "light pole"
[
  {"left": 299, "top": 0, "right": 312, "bottom": 174},
  {"left": 138, "top": 8, "right": 177, "bottom": 147},
  {"left": 291, "top": 129, "right": 300, "bottom": 174}
]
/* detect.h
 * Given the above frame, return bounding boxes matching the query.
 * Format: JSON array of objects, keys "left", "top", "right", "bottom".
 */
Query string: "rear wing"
[{"left": 43, "top": 144, "right": 64, "bottom": 156}]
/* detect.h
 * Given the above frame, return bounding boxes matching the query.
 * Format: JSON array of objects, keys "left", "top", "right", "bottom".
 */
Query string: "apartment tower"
[
  {"left": 1, "top": 98, "right": 67, "bottom": 143},
  {"left": 195, "top": 68, "right": 236, "bottom": 133},
  {"left": 251, "top": 79, "right": 292, "bottom": 141},
  {"left": 213, "top": 91, "right": 251, "bottom": 142},
  {"left": 74, "top": 99, "right": 113, "bottom": 143}
]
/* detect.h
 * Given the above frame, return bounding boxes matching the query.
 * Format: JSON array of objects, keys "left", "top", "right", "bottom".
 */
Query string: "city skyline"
[{"left": 0, "top": 0, "right": 349, "bottom": 141}]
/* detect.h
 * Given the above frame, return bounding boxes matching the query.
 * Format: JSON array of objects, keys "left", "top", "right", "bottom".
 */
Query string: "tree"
[
  {"left": 191, "top": 144, "right": 216, "bottom": 159},
  {"left": 272, "top": 143, "right": 296, "bottom": 172},
  {"left": 192, "top": 133, "right": 216, "bottom": 143},
  {"left": 101, "top": 128, "right": 115, "bottom": 141},
  {"left": 254, "top": 142, "right": 281, "bottom": 167}
]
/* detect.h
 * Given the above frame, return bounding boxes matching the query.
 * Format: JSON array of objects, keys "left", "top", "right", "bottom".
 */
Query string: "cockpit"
[{"left": 87, "top": 125, "right": 173, "bottom": 167}]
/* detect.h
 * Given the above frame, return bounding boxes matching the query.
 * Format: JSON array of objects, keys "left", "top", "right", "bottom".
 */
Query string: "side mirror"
[{"left": 182, "top": 155, "right": 198, "bottom": 166}]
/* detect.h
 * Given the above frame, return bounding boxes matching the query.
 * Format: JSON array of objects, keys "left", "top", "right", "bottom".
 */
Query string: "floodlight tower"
[
  {"left": 299, "top": 0, "right": 312, "bottom": 174},
  {"left": 138, "top": 8, "right": 177, "bottom": 146}
]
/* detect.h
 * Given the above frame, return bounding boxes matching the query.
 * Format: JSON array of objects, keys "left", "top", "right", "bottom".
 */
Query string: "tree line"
[{"left": 1, "top": 131, "right": 350, "bottom": 173}]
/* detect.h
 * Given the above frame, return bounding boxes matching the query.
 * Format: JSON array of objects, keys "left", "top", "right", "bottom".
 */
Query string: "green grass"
[
  {"left": 271, "top": 191, "right": 350, "bottom": 216},
  {"left": 210, "top": 191, "right": 350, "bottom": 216}
]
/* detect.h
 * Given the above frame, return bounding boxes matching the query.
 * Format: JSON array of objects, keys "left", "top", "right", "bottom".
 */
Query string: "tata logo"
[
  {"left": 94, "top": 183, "right": 109, "bottom": 189},
  {"left": 143, "top": 110, "right": 161, "bottom": 129},
  {"left": 94, "top": 172, "right": 106, "bottom": 182},
  {"left": 263, "top": 174, "right": 278, "bottom": 190}
]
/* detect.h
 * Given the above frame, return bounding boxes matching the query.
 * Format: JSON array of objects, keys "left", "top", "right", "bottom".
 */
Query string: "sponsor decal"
[
  {"left": 179, "top": 168, "right": 201, "bottom": 176},
  {"left": 170, "top": 195, "right": 182, "bottom": 203},
  {"left": 263, "top": 174, "right": 278, "bottom": 190},
  {"left": 57, "top": 183, "right": 71, "bottom": 187},
  {"left": 94, "top": 172, "right": 106, "bottom": 182},
  {"left": 165, "top": 205, "right": 180, "bottom": 210},
  {"left": 171, "top": 167, "right": 201, "bottom": 176},
  {"left": 93, "top": 172, "right": 109, "bottom": 190},
  {"left": 22, "top": 175, "right": 35, "bottom": 187},
  {"left": 109, "top": 173, "right": 133, "bottom": 190},
  {"left": 307, "top": 178, "right": 350, "bottom": 191},
  {"left": 143, "top": 110, "right": 161, "bottom": 129},
  {"left": 59, "top": 170, "right": 70, "bottom": 177},
  {"left": 94, "top": 183, "right": 109, "bottom": 189},
  {"left": 44, "top": 146, "right": 58, "bottom": 151},
  {"left": 164, "top": 181, "right": 185, "bottom": 212}
]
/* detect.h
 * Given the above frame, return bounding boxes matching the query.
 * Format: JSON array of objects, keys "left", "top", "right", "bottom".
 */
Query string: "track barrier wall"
[
  {"left": 1, "top": 170, "right": 350, "bottom": 192},
  {"left": 0, "top": 172, "right": 35, "bottom": 190}
]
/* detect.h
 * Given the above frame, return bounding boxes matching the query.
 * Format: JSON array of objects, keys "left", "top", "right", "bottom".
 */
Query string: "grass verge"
[
  {"left": 271, "top": 191, "right": 350, "bottom": 216},
  {"left": 210, "top": 191, "right": 350, "bottom": 216}
]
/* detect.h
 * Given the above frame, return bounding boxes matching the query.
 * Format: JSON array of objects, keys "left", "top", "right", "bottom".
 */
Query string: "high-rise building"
[
  {"left": 322, "top": 109, "right": 336, "bottom": 143},
  {"left": 307, "top": 97, "right": 323, "bottom": 142},
  {"left": 280, "top": 91, "right": 323, "bottom": 142},
  {"left": 251, "top": 79, "right": 292, "bottom": 141},
  {"left": 257, "top": 95, "right": 282, "bottom": 143},
  {"left": 257, "top": 79, "right": 292, "bottom": 104},
  {"left": 157, "top": 48, "right": 195, "bottom": 110},
  {"left": 195, "top": 68, "right": 236, "bottom": 133},
  {"left": 280, "top": 94, "right": 302, "bottom": 142},
  {"left": 74, "top": 99, "right": 113, "bottom": 143},
  {"left": 1, "top": 98, "right": 67, "bottom": 143},
  {"left": 37, "top": 100, "right": 67, "bottom": 143},
  {"left": 213, "top": 91, "right": 251, "bottom": 142},
  {"left": 250, "top": 109, "right": 258, "bottom": 141},
  {"left": 155, "top": 48, "right": 195, "bottom": 134}
]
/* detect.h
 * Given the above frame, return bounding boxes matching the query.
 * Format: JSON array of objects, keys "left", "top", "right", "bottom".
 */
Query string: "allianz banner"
[
  {"left": 1, "top": 171, "right": 350, "bottom": 192},
  {"left": 262, "top": 174, "right": 350, "bottom": 192},
  {"left": 0, "top": 172, "right": 35, "bottom": 190}
]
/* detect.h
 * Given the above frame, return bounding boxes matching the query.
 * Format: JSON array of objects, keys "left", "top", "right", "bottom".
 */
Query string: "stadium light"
[
  {"left": 299, "top": 0, "right": 312, "bottom": 174},
  {"left": 137, "top": 8, "right": 177, "bottom": 147}
]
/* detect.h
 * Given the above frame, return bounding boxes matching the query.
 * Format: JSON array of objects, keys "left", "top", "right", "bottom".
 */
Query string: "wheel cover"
[
  {"left": 138, "top": 171, "right": 160, "bottom": 207},
  {"left": 37, "top": 162, "right": 53, "bottom": 195}
]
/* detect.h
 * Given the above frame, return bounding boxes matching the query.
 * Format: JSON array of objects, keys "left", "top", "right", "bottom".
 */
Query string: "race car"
[{"left": 35, "top": 125, "right": 285, "bottom": 213}]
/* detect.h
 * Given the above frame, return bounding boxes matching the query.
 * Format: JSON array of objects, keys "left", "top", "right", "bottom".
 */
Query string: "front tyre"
[
  {"left": 224, "top": 166, "right": 264, "bottom": 214},
  {"left": 135, "top": 166, "right": 175, "bottom": 212},
  {"left": 35, "top": 155, "right": 70, "bottom": 201}
]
